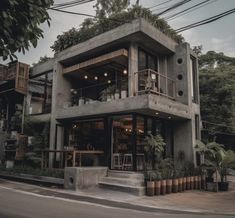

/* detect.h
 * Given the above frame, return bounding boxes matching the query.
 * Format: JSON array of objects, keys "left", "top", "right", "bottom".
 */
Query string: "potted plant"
[
  {"left": 159, "top": 158, "right": 173, "bottom": 194},
  {"left": 144, "top": 133, "right": 166, "bottom": 171},
  {"left": 146, "top": 171, "right": 155, "bottom": 196},
  {"left": 154, "top": 171, "right": 161, "bottom": 196},
  {"left": 100, "top": 85, "right": 115, "bottom": 102}
]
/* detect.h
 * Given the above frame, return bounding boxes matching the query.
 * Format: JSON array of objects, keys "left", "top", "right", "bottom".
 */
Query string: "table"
[
  {"left": 41, "top": 149, "right": 104, "bottom": 168},
  {"left": 72, "top": 150, "right": 104, "bottom": 167}
]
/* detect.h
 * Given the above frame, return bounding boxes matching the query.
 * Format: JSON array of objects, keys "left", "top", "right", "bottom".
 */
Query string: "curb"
[{"left": 0, "top": 172, "right": 64, "bottom": 188}]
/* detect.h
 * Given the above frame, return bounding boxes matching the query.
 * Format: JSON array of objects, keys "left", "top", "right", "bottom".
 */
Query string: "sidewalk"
[{"left": 1, "top": 176, "right": 235, "bottom": 216}]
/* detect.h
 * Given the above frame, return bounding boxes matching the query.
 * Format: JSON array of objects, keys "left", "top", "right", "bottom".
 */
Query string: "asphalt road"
[{"left": 0, "top": 180, "right": 233, "bottom": 218}]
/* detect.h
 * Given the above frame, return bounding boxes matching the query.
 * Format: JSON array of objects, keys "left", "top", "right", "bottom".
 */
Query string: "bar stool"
[
  {"left": 112, "top": 153, "right": 122, "bottom": 169},
  {"left": 136, "top": 153, "right": 145, "bottom": 171},
  {"left": 122, "top": 153, "right": 133, "bottom": 170}
]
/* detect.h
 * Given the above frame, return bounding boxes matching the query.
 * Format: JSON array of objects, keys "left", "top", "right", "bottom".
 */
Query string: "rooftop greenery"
[{"left": 51, "top": 5, "right": 184, "bottom": 54}]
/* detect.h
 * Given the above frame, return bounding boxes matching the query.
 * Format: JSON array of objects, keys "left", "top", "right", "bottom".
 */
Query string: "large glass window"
[
  {"left": 190, "top": 56, "right": 199, "bottom": 103},
  {"left": 138, "top": 49, "right": 158, "bottom": 71}
]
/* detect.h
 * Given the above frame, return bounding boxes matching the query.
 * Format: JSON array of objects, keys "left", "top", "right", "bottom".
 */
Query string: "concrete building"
[
  {"left": 1, "top": 18, "right": 200, "bottom": 193},
  {"left": 41, "top": 18, "right": 200, "bottom": 170}
]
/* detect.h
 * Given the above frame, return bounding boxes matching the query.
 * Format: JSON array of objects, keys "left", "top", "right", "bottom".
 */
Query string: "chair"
[
  {"left": 122, "top": 153, "right": 133, "bottom": 170},
  {"left": 112, "top": 153, "right": 123, "bottom": 169}
]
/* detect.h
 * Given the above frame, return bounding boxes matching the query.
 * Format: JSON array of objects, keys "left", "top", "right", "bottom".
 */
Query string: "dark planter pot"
[
  {"left": 186, "top": 177, "right": 190, "bottom": 190},
  {"left": 198, "top": 176, "right": 202, "bottom": 190},
  {"left": 182, "top": 177, "right": 186, "bottom": 191},
  {"left": 166, "top": 179, "right": 172, "bottom": 194},
  {"left": 161, "top": 180, "right": 166, "bottom": 195},
  {"left": 178, "top": 178, "right": 183, "bottom": 192},
  {"left": 172, "top": 179, "right": 178, "bottom": 193},
  {"left": 155, "top": 180, "right": 161, "bottom": 195},
  {"left": 218, "top": 182, "right": 229, "bottom": 191},
  {"left": 190, "top": 176, "right": 194, "bottom": 189},
  {"left": 201, "top": 175, "right": 206, "bottom": 190},
  {"left": 194, "top": 176, "right": 198, "bottom": 189},
  {"left": 146, "top": 181, "right": 155, "bottom": 196}
]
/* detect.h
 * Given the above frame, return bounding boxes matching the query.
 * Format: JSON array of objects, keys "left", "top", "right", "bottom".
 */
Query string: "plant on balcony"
[{"left": 99, "top": 85, "right": 116, "bottom": 101}]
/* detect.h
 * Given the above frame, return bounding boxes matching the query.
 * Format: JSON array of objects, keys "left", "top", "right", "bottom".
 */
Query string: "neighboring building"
[{"left": 33, "top": 18, "right": 200, "bottom": 170}]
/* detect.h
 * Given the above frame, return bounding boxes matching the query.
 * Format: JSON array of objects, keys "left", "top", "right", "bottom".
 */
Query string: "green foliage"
[
  {"left": 0, "top": 0, "right": 53, "bottom": 60},
  {"left": 158, "top": 158, "right": 174, "bottom": 179},
  {"left": 144, "top": 133, "right": 166, "bottom": 170},
  {"left": 199, "top": 51, "right": 235, "bottom": 141},
  {"left": 51, "top": 5, "right": 183, "bottom": 53}
]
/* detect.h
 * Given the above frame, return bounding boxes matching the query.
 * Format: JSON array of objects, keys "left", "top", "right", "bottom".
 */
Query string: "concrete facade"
[{"left": 31, "top": 18, "right": 200, "bottom": 166}]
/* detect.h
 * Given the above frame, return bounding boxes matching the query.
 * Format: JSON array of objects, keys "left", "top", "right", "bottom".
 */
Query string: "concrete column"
[
  {"left": 128, "top": 43, "right": 138, "bottom": 97},
  {"left": 49, "top": 62, "right": 72, "bottom": 167},
  {"left": 173, "top": 120, "right": 195, "bottom": 164}
]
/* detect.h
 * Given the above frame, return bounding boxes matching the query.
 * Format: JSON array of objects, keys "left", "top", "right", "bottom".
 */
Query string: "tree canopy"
[
  {"left": 51, "top": 4, "right": 184, "bottom": 53},
  {"left": 0, "top": 0, "right": 53, "bottom": 60},
  {"left": 199, "top": 51, "right": 235, "bottom": 147}
]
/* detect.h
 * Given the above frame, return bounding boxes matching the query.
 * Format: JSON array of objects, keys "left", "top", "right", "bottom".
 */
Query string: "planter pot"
[
  {"left": 190, "top": 176, "right": 194, "bottom": 189},
  {"left": 194, "top": 176, "right": 198, "bottom": 189},
  {"left": 155, "top": 180, "right": 161, "bottom": 195},
  {"left": 178, "top": 178, "right": 183, "bottom": 192},
  {"left": 6, "top": 160, "right": 14, "bottom": 169},
  {"left": 121, "top": 90, "right": 127, "bottom": 99},
  {"left": 146, "top": 181, "right": 155, "bottom": 196},
  {"left": 201, "top": 175, "right": 206, "bottom": 190},
  {"left": 206, "top": 182, "right": 218, "bottom": 192},
  {"left": 161, "top": 180, "right": 166, "bottom": 195},
  {"left": 186, "top": 177, "right": 191, "bottom": 190},
  {"left": 166, "top": 179, "right": 172, "bottom": 194},
  {"left": 183, "top": 177, "right": 187, "bottom": 191},
  {"left": 218, "top": 182, "right": 229, "bottom": 191},
  {"left": 114, "top": 93, "right": 120, "bottom": 100},
  {"left": 172, "top": 179, "right": 178, "bottom": 193},
  {"left": 79, "top": 98, "right": 85, "bottom": 106},
  {"left": 198, "top": 176, "right": 202, "bottom": 190}
]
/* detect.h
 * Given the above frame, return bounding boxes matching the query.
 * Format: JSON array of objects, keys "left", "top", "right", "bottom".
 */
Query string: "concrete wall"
[{"left": 64, "top": 167, "right": 107, "bottom": 190}]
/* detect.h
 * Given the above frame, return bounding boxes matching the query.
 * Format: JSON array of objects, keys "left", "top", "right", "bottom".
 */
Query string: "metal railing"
[{"left": 135, "top": 69, "right": 175, "bottom": 100}]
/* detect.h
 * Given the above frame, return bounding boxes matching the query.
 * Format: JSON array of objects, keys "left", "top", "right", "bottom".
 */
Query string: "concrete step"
[
  {"left": 107, "top": 170, "right": 144, "bottom": 180},
  {"left": 100, "top": 176, "right": 144, "bottom": 186},
  {"left": 99, "top": 181, "right": 146, "bottom": 196}
]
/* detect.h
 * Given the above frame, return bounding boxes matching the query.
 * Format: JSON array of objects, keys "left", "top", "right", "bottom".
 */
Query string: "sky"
[{"left": 1, "top": 0, "right": 235, "bottom": 65}]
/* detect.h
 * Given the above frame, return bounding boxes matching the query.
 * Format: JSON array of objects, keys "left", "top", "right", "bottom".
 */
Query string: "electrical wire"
[
  {"left": 149, "top": 0, "right": 174, "bottom": 9},
  {"left": 167, "top": 0, "right": 218, "bottom": 21},
  {"left": 164, "top": 0, "right": 211, "bottom": 20},
  {"left": 175, "top": 8, "right": 235, "bottom": 32},
  {"left": 155, "top": 0, "right": 193, "bottom": 16},
  {"left": 52, "top": 0, "right": 94, "bottom": 9}
]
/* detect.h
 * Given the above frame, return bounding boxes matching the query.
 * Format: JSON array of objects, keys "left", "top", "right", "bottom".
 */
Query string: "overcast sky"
[{"left": 1, "top": 0, "right": 235, "bottom": 65}]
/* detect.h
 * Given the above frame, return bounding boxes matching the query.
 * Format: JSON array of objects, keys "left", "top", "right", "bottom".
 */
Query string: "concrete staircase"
[{"left": 99, "top": 170, "right": 146, "bottom": 196}]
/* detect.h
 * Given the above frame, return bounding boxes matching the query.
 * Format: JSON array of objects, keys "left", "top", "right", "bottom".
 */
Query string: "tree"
[
  {"left": 198, "top": 51, "right": 235, "bottom": 147},
  {"left": 0, "top": 0, "right": 53, "bottom": 61}
]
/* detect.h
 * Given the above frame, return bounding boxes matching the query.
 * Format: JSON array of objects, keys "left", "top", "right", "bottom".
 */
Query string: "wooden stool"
[{"left": 122, "top": 154, "right": 133, "bottom": 170}]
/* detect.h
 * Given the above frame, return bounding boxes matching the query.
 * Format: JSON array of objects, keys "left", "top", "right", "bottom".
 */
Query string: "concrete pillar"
[
  {"left": 173, "top": 120, "right": 195, "bottom": 164},
  {"left": 49, "top": 62, "right": 72, "bottom": 167},
  {"left": 128, "top": 43, "right": 138, "bottom": 97}
]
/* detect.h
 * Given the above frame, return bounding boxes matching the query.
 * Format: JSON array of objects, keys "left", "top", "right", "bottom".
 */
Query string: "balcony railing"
[{"left": 135, "top": 69, "right": 175, "bottom": 100}]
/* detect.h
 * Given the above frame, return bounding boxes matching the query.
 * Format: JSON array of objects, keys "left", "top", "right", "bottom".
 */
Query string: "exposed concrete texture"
[
  {"left": 30, "top": 58, "right": 55, "bottom": 77},
  {"left": 55, "top": 94, "right": 191, "bottom": 121},
  {"left": 57, "top": 18, "right": 177, "bottom": 63},
  {"left": 173, "top": 120, "right": 194, "bottom": 163},
  {"left": 64, "top": 167, "right": 107, "bottom": 190}
]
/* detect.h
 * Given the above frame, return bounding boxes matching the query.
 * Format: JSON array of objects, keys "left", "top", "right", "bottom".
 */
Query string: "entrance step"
[{"left": 99, "top": 170, "right": 145, "bottom": 196}]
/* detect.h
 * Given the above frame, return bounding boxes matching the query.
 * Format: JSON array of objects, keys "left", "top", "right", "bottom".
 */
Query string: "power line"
[
  {"left": 149, "top": 0, "right": 174, "bottom": 9},
  {"left": 175, "top": 8, "right": 235, "bottom": 32},
  {"left": 167, "top": 0, "right": 218, "bottom": 21},
  {"left": 155, "top": 0, "right": 193, "bottom": 16},
  {"left": 165, "top": 0, "right": 211, "bottom": 20},
  {"left": 53, "top": 0, "right": 95, "bottom": 10}
]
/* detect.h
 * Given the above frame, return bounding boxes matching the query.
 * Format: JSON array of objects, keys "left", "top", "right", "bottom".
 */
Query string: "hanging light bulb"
[
  {"left": 104, "top": 73, "right": 108, "bottom": 77},
  {"left": 94, "top": 76, "right": 98, "bottom": 80},
  {"left": 84, "top": 75, "right": 88, "bottom": 79},
  {"left": 108, "top": 80, "right": 111, "bottom": 84},
  {"left": 123, "top": 69, "right": 127, "bottom": 75}
]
